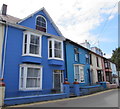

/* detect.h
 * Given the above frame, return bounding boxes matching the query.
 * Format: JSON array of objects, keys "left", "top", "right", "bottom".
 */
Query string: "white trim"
[
  {"left": 22, "top": 31, "right": 42, "bottom": 57},
  {"left": 36, "top": 15, "right": 47, "bottom": 33},
  {"left": 74, "top": 64, "right": 85, "bottom": 83},
  {"left": 48, "top": 38, "right": 64, "bottom": 60},
  {"left": 19, "top": 64, "right": 42, "bottom": 91}
]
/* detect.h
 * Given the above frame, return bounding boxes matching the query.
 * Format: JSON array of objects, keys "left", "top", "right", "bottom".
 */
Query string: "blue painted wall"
[
  {"left": 65, "top": 41, "right": 90, "bottom": 86},
  {"left": 19, "top": 10, "right": 61, "bottom": 36},
  {"left": 2, "top": 9, "right": 65, "bottom": 98}
]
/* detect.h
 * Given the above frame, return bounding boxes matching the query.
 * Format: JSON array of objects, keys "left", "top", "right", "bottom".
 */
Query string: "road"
[{"left": 7, "top": 89, "right": 119, "bottom": 108}]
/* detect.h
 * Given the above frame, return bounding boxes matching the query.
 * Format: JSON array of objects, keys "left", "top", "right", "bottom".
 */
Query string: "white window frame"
[
  {"left": 48, "top": 38, "right": 63, "bottom": 60},
  {"left": 74, "top": 64, "right": 85, "bottom": 83},
  {"left": 36, "top": 15, "right": 47, "bottom": 32},
  {"left": 22, "top": 31, "right": 42, "bottom": 57},
  {"left": 19, "top": 64, "right": 42, "bottom": 91}
]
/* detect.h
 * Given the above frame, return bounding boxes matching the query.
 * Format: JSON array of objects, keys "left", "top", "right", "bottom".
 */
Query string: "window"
[
  {"left": 23, "top": 31, "right": 41, "bottom": 57},
  {"left": 86, "top": 54, "right": 89, "bottom": 64},
  {"left": 48, "top": 39, "right": 63, "bottom": 60},
  {"left": 89, "top": 54, "right": 92, "bottom": 65},
  {"left": 36, "top": 15, "right": 47, "bottom": 32},
  {"left": 74, "top": 64, "right": 85, "bottom": 83},
  {"left": 19, "top": 64, "right": 42, "bottom": 90},
  {"left": 96, "top": 57, "right": 99, "bottom": 67},
  {"left": 74, "top": 48, "right": 79, "bottom": 62}
]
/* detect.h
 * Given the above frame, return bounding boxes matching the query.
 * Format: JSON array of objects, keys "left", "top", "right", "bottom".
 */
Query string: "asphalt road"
[{"left": 7, "top": 89, "right": 119, "bottom": 108}]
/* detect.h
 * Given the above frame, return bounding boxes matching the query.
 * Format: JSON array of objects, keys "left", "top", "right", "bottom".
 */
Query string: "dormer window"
[{"left": 36, "top": 15, "right": 47, "bottom": 32}]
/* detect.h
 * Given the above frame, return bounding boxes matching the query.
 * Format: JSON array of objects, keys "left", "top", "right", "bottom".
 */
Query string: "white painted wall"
[
  {"left": 0, "top": 23, "right": 4, "bottom": 76},
  {"left": 90, "top": 53, "right": 103, "bottom": 84}
]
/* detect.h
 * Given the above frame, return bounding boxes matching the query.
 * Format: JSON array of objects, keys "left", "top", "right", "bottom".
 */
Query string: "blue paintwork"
[
  {"left": 4, "top": 93, "right": 67, "bottom": 106},
  {"left": 65, "top": 41, "right": 90, "bottom": 86},
  {"left": 48, "top": 59, "right": 64, "bottom": 66},
  {"left": 73, "top": 84, "right": 80, "bottom": 96},
  {"left": 63, "top": 84, "right": 70, "bottom": 98},
  {"left": 19, "top": 10, "right": 61, "bottom": 36},
  {"left": 2, "top": 9, "right": 65, "bottom": 100},
  {"left": 22, "top": 56, "right": 42, "bottom": 64}
]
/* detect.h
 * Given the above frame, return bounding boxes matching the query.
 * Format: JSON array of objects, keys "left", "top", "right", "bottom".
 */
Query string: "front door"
[
  {"left": 97, "top": 70, "right": 102, "bottom": 82},
  {"left": 53, "top": 70, "right": 63, "bottom": 92},
  {"left": 88, "top": 69, "right": 91, "bottom": 85}
]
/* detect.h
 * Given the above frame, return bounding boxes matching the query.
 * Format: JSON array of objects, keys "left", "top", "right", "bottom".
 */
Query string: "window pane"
[
  {"left": 24, "top": 34, "right": 27, "bottom": 43},
  {"left": 35, "top": 46, "right": 39, "bottom": 54},
  {"left": 49, "top": 49, "right": 52, "bottom": 57},
  {"left": 54, "top": 41, "right": 62, "bottom": 58},
  {"left": 49, "top": 41, "right": 52, "bottom": 57},
  {"left": 24, "top": 44, "right": 27, "bottom": 54},
  {"left": 26, "top": 67, "right": 40, "bottom": 88},
  {"left": 27, "top": 68, "right": 40, "bottom": 77},
  {"left": 20, "top": 67, "right": 24, "bottom": 88},
  {"left": 30, "top": 35, "right": 40, "bottom": 55},
  {"left": 74, "top": 65, "right": 80, "bottom": 81},
  {"left": 55, "top": 49, "right": 61, "bottom": 58},
  {"left": 36, "top": 16, "right": 46, "bottom": 32},
  {"left": 24, "top": 34, "right": 27, "bottom": 54},
  {"left": 30, "top": 45, "right": 35, "bottom": 54},
  {"left": 26, "top": 78, "right": 37, "bottom": 88},
  {"left": 54, "top": 41, "right": 61, "bottom": 49}
]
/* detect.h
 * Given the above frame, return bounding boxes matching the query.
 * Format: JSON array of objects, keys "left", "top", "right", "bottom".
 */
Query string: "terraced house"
[
  {"left": 0, "top": 4, "right": 118, "bottom": 106},
  {"left": 0, "top": 4, "right": 66, "bottom": 105}
]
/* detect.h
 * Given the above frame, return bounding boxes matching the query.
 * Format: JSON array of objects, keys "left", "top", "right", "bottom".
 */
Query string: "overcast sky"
[{"left": 0, "top": 0, "right": 118, "bottom": 58}]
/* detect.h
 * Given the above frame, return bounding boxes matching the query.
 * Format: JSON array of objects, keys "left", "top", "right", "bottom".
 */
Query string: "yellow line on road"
[{"left": 8, "top": 89, "right": 118, "bottom": 108}]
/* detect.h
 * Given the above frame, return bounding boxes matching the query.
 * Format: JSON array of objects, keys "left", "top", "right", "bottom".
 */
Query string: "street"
[{"left": 7, "top": 89, "right": 119, "bottom": 108}]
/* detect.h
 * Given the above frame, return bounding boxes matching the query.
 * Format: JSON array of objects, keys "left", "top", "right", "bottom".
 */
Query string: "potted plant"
[
  {"left": 73, "top": 79, "right": 79, "bottom": 84},
  {"left": 63, "top": 78, "right": 70, "bottom": 84}
]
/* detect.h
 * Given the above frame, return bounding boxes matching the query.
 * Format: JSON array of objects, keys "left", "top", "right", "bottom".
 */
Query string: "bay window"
[
  {"left": 48, "top": 39, "right": 63, "bottom": 60},
  {"left": 23, "top": 31, "right": 41, "bottom": 57},
  {"left": 19, "top": 64, "right": 42, "bottom": 90}
]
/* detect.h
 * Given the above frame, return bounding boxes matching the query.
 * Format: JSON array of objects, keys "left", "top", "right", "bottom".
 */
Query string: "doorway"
[{"left": 53, "top": 70, "right": 63, "bottom": 92}]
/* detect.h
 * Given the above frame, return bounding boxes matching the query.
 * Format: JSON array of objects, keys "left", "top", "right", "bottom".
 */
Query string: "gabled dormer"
[{"left": 18, "top": 8, "right": 63, "bottom": 37}]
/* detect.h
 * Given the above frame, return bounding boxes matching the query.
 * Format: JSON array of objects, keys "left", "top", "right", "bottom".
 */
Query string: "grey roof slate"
[{"left": 0, "top": 14, "right": 21, "bottom": 24}]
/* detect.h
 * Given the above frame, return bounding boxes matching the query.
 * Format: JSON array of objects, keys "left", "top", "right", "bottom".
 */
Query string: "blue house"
[
  {"left": 0, "top": 4, "right": 66, "bottom": 103},
  {"left": 65, "top": 39, "right": 91, "bottom": 86}
]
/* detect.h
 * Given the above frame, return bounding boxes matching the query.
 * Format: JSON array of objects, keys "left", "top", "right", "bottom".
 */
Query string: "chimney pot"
[{"left": 1, "top": 4, "right": 7, "bottom": 15}]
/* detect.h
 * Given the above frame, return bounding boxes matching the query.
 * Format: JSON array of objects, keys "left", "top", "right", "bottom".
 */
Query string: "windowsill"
[
  {"left": 48, "top": 57, "right": 64, "bottom": 61},
  {"left": 22, "top": 54, "right": 41, "bottom": 58},
  {"left": 19, "top": 88, "right": 42, "bottom": 91}
]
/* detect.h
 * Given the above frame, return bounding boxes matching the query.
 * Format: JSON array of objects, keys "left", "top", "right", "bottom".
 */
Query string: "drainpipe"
[
  {"left": 1, "top": 24, "right": 8, "bottom": 79},
  {"left": 64, "top": 41, "right": 68, "bottom": 79}
]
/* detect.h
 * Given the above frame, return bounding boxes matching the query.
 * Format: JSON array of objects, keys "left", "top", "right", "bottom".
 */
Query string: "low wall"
[
  {"left": 80, "top": 85, "right": 104, "bottom": 95},
  {"left": 4, "top": 93, "right": 67, "bottom": 106},
  {"left": 109, "top": 84, "right": 118, "bottom": 89}
]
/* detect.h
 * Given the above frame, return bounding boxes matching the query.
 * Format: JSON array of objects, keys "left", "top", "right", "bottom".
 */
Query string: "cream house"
[
  {"left": 0, "top": 23, "right": 4, "bottom": 75},
  {"left": 90, "top": 52, "right": 105, "bottom": 84}
]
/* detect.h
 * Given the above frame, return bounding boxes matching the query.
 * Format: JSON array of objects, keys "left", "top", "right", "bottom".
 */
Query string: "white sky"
[{"left": 0, "top": 0, "right": 118, "bottom": 58}]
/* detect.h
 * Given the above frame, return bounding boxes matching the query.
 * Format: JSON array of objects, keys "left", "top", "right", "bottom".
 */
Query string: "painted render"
[
  {"left": 65, "top": 39, "right": 90, "bottom": 86},
  {"left": 90, "top": 53, "right": 104, "bottom": 84},
  {"left": 0, "top": 23, "right": 4, "bottom": 76},
  {"left": 0, "top": 8, "right": 65, "bottom": 98}
]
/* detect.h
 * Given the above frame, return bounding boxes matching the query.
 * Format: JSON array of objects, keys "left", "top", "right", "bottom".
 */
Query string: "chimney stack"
[{"left": 1, "top": 4, "right": 7, "bottom": 15}]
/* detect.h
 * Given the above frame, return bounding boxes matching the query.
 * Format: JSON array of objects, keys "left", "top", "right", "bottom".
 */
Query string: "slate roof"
[{"left": 0, "top": 14, "right": 21, "bottom": 24}]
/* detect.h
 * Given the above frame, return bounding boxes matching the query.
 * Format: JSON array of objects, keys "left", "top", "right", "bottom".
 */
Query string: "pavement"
[{"left": 4, "top": 89, "right": 119, "bottom": 108}]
